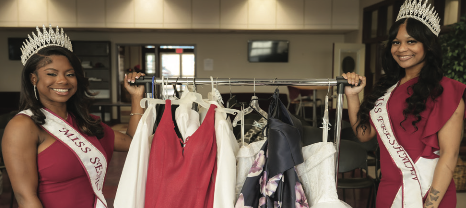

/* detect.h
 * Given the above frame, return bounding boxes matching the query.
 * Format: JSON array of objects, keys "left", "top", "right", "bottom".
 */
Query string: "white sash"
[
  {"left": 370, "top": 83, "right": 437, "bottom": 208},
  {"left": 20, "top": 109, "right": 108, "bottom": 208}
]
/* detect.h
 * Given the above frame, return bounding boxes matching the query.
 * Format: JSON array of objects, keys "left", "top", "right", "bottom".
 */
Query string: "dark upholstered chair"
[{"left": 337, "top": 140, "right": 376, "bottom": 208}]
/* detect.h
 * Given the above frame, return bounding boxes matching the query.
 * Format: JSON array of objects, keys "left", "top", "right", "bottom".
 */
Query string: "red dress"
[
  {"left": 37, "top": 114, "right": 115, "bottom": 208},
  {"left": 371, "top": 77, "right": 466, "bottom": 208},
  {"left": 145, "top": 100, "right": 218, "bottom": 208}
]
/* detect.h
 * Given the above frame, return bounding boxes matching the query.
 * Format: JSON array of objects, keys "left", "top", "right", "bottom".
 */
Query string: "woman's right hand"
[{"left": 342, "top": 72, "right": 366, "bottom": 96}]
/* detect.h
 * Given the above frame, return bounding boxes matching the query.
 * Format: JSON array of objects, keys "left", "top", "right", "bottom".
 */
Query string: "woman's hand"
[
  {"left": 342, "top": 72, "right": 366, "bottom": 96},
  {"left": 124, "top": 72, "right": 145, "bottom": 98},
  {"left": 115, "top": 72, "right": 146, "bottom": 150}
]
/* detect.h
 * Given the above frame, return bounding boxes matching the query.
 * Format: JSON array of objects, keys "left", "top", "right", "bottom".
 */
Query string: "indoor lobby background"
[{"left": 0, "top": 0, "right": 465, "bottom": 207}]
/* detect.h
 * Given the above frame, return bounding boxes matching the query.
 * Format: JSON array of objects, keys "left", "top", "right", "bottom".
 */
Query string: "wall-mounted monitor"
[{"left": 248, "top": 40, "right": 289, "bottom": 63}]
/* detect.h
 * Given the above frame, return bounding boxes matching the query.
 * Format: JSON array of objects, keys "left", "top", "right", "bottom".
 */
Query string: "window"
[
  {"left": 146, "top": 53, "right": 156, "bottom": 74},
  {"left": 160, "top": 52, "right": 195, "bottom": 97}
]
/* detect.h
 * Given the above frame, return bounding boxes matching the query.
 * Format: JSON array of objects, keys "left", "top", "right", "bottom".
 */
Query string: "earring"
[{"left": 34, "top": 85, "right": 38, "bottom": 100}]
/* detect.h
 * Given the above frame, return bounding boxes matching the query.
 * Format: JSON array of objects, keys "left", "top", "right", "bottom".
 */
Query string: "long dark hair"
[
  {"left": 356, "top": 18, "right": 443, "bottom": 134},
  {"left": 19, "top": 46, "right": 104, "bottom": 139}
]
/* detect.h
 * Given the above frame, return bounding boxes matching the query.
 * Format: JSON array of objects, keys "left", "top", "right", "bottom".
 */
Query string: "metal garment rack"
[{"left": 132, "top": 76, "right": 352, "bottom": 184}]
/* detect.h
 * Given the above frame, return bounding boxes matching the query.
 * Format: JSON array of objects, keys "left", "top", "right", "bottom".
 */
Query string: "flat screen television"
[{"left": 248, "top": 40, "right": 289, "bottom": 63}]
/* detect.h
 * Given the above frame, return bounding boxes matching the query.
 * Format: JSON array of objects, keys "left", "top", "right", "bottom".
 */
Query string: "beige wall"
[
  {"left": 0, "top": 0, "right": 362, "bottom": 118},
  {"left": 345, "top": 0, "right": 384, "bottom": 43},
  {"left": 0, "top": 0, "right": 359, "bottom": 31},
  {"left": 0, "top": 30, "right": 344, "bottom": 97}
]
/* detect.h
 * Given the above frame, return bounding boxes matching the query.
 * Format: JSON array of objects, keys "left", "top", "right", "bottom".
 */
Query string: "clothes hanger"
[
  {"left": 240, "top": 104, "right": 245, "bottom": 147},
  {"left": 232, "top": 78, "right": 268, "bottom": 127},
  {"left": 249, "top": 78, "right": 268, "bottom": 117},
  {"left": 226, "top": 78, "right": 238, "bottom": 108},
  {"left": 204, "top": 76, "right": 240, "bottom": 115},
  {"left": 151, "top": 76, "right": 155, "bottom": 98},
  {"left": 141, "top": 77, "right": 239, "bottom": 116},
  {"left": 207, "top": 76, "right": 222, "bottom": 103},
  {"left": 210, "top": 76, "right": 224, "bottom": 106},
  {"left": 321, "top": 79, "right": 332, "bottom": 143},
  {"left": 172, "top": 77, "right": 180, "bottom": 99},
  {"left": 191, "top": 78, "right": 199, "bottom": 111}
]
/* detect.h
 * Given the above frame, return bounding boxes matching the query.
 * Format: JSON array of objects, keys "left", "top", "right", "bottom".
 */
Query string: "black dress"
[{"left": 235, "top": 89, "right": 309, "bottom": 208}]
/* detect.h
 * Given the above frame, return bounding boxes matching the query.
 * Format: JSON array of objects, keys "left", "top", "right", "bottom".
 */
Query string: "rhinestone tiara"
[
  {"left": 20, "top": 25, "right": 73, "bottom": 66},
  {"left": 396, "top": 0, "right": 441, "bottom": 36}
]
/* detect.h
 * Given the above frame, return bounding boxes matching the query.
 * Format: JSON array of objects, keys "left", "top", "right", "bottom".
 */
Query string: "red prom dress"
[
  {"left": 371, "top": 77, "right": 466, "bottom": 208},
  {"left": 145, "top": 100, "right": 218, "bottom": 208},
  {"left": 37, "top": 113, "right": 115, "bottom": 208}
]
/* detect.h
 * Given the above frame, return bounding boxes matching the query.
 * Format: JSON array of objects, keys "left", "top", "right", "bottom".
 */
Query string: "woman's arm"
[
  {"left": 2, "top": 115, "right": 43, "bottom": 208},
  {"left": 342, "top": 72, "right": 377, "bottom": 142},
  {"left": 424, "top": 98, "right": 464, "bottom": 208},
  {"left": 113, "top": 72, "right": 145, "bottom": 152}
]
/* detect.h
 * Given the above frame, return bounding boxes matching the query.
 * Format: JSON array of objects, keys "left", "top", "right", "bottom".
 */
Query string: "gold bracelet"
[{"left": 130, "top": 113, "right": 144, "bottom": 116}]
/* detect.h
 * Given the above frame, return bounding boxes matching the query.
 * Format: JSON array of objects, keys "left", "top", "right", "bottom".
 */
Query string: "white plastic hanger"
[
  {"left": 232, "top": 78, "right": 268, "bottom": 127},
  {"left": 207, "top": 76, "right": 223, "bottom": 104},
  {"left": 140, "top": 77, "right": 239, "bottom": 116},
  {"left": 205, "top": 76, "right": 239, "bottom": 115},
  {"left": 321, "top": 79, "right": 332, "bottom": 143},
  {"left": 240, "top": 104, "right": 245, "bottom": 147}
]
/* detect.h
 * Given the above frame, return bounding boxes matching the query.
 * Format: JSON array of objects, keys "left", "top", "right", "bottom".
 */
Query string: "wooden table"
[
  {"left": 93, "top": 101, "right": 131, "bottom": 123},
  {"left": 289, "top": 86, "right": 331, "bottom": 127}
]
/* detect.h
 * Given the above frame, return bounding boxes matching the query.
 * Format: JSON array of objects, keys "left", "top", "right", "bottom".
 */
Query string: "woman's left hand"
[{"left": 124, "top": 72, "right": 145, "bottom": 98}]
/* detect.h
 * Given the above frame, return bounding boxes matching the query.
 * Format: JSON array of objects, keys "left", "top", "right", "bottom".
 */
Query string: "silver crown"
[
  {"left": 396, "top": 0, "right": 441, "bottom": 36},
  {"left": 20, "top": 25, "right": 73, "bottom": 66}
]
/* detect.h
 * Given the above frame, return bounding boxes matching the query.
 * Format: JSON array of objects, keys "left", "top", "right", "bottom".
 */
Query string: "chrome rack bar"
[
  {"left": 133, "top": 77, "right": 340, "bottom": 86},
  {"left": 131, "top": 76, "right": 354, "bottom": 184}
]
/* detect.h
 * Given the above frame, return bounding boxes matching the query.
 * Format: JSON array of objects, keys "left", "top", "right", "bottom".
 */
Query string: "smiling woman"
[
  {"left": 390, "top": 23, "right": 426, "bottom": 75},
  {"left": 341, "top": 0, "right": 466, "bottom": 207},
  {"left": 1, "top": 25, "right": 146, "bottom": 208},
  {"left": 31, "top": 55, "right": 78, "bottom": 115}
]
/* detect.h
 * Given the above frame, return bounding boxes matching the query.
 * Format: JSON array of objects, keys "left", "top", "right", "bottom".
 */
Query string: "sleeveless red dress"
[
  {"left": 145, "top": 100, "right": 218, "bottom": 208},
  {"left": 37, "top": 114, "right": 115, "bottom": 208},
  {"left": 371, "top": 77, "right": 466, "bottom": 208}
]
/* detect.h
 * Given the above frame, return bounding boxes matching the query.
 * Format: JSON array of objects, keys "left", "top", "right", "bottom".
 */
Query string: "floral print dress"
[{"left": 235, "top": 90, "right": 309, "bottom": 208}]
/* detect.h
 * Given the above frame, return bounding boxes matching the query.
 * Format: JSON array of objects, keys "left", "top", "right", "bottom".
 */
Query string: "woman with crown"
[
  {"left": 1, "top": 25, "right": 145, "bottom": 208},
  {"left": 343, "top": 0, "right": 464, "bottom": 207}
]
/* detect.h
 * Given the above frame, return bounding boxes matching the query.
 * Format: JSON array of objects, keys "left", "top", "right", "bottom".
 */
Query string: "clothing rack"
[{"left": 132, "top": 76, "right": 352, "bottom": 185}]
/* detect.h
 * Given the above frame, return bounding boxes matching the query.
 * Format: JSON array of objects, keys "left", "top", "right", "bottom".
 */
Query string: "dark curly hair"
[
  {"left": 19, "top": 46, "right": 105, "bottom": 139},
  {"left": 356, "top": 18, "right": 443, "bottom": 134}
]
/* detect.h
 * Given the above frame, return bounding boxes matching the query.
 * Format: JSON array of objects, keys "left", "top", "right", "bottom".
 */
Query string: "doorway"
[{"left": 116, "top": 44, "right": 196, "bottom": 122}]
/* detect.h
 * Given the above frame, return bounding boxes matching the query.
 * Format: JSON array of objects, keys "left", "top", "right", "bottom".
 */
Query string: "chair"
[
  {"left": 337, "top": 140, "right": 376, "bottom": 208},
  {"left": 286, "top": 86, "right": 322, "bottom": 124},
  {"left": 340, "top": 127, "right": 380, "bottom": 184},
  {"left": 301, "top": 126, "right": 324, "bottom": 147}
]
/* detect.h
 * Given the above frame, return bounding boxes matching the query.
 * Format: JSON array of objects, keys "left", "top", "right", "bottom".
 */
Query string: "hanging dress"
[
  {"left": 114, "top": 102, "right": 157, "bottom": 208},
  {"left": 198, "top": 86, "right": 240, "bottom": 208},
  {"left": 145, "top": 100, "right": 218, "bottom": 208},
  {"left": 235, "top": 89, "right": 309, "bottom": 208},
  {"left": 296, "top": 93, "right": 350, "bottom": 208},
  {"left": 236, "top": 139, "right": 267, "bottom": 200}
]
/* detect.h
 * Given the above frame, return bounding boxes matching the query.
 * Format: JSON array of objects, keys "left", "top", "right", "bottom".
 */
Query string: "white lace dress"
[
  {"left": 235, "top": 139, "right": 267, "bottom": 199},
  {"left": 295, "top": 142, "right": 351, "bottom": 208},
  {"left": 235, "top": 140, "right": 351, "bottom": 208}
]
